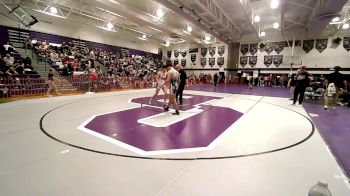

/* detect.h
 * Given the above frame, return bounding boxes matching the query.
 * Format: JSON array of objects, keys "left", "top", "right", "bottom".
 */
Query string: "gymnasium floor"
[{"left": 0, "top": 85, "right": 349, "bottom": 196}]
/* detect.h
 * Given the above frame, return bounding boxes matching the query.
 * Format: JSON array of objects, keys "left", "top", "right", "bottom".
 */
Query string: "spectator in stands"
[
  {"left": 3, "top": 54, "right": 14, "bottom": 66},
  {"left": 0, "top": 58, "right": 6, "bottom": 72},
  {"left": 6, "top": 66, "right": 18, "bottom": 75},
  {"left": 324, "top": 66, "right": 347, "bottom": 109},
  {"left": 3, "top": 42, "right": 15, "bottom": 53},
  {"left": 50, "top": 50, "right": 60, "bottom": 62},
  {"left": 16, "top": 63, "right": 25, "bottom": 75},
  {"left": 61, "top": 64, "right": 69, "bottom": 76},
  {"left": 23, "top": 57, "right": 32, "bottom": 66},
  {"left": 25, "top": 38, "right": 32, "bottom": 49}
]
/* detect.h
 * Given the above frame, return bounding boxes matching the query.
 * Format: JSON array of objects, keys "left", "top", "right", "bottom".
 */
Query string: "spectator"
[
  {"left": 292, "top": 66, "right": 310, "bottom": 105},
  {"left": 3, "top": 54, "right": 14, "bottom": 66},
  {"left": 288, "top": 70, "right": 298, "bottom": 100},
  {"left": 324, "top": 66, "right": 347, "bottom": 109}
]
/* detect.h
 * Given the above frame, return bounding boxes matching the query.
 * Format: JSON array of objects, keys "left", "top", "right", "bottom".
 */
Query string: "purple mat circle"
[{"left": 39, "top": 93, "right": 315, "bottom": 161}]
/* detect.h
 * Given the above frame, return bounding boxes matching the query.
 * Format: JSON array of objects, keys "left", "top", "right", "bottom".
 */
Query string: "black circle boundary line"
[{"left": 39, "top": 94, "right": 315, "bottom": 161}]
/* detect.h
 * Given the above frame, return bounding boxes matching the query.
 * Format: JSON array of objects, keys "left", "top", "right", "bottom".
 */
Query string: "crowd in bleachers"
[
  {"left": 28, "top": 38, "right": 162, "bottom": 91},
  {"left": 0, "top": 42, "right": 45, "bottom": 97}
]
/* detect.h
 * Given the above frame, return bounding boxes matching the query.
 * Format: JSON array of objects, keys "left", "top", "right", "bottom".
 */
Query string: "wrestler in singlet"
[
  {"left": 149, "top": 66, "right": 168, "bottom": 104},
  {"left": 157, "top": 71, "right": 167, "bottom": 89}
]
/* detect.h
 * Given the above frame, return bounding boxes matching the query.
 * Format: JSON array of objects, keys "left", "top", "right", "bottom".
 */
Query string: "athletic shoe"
[
  {"left": 337, "top": 102, "right": 344, "bottom": 106},
  {"left": 172, "top": 110, "right": 180, "bottom": 115},
  {"left": 324, "top": 105, "right": 328, "bottom": 110},
  {"left": 333, "top": 106, "right": 336, "bottom": 110},
  {"left": 297, "top": 103, "right": 302, "bottom": 106},
  {"left": 163, "top": 105, "right": 169, "bottom": 111}
]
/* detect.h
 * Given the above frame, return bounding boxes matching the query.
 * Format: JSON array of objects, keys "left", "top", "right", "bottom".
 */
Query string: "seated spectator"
[
  {"left": 16, "top": 63, "right": 25, "bottom": 75},
  {"left": 23, "top": 57, "right": 32, "bottom": 66},
  {"left": 61, "top": 64, "right": 69, "bottom": 76},
  {"left": 6, "top": 66, "right": 18, "bottom": 75},
  {"left": 50, "top": 51, "right": 60, "bottom": 62},
  {"left": 3, "top": 54, "right": 14, "bottom": 66},
  {"left": 24, "top": 63, "right": 33, "bottom": 71},
  {"left": 25, "top": 38, "right": 33, "bottom": 49},
  {"left": 3, "top": 42, "right": 16, "bottom": 53}
]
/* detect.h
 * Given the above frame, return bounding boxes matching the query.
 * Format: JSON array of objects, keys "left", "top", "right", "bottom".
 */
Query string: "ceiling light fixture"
[
  {"left": 273, "top": 22, "right": 279, "bottom": 29},
  {"left": 270, "top": 0, "right": 279, "bottom": 9},
  {"left": 343, "top": 23, "right": 349, "bottom": 29},
  {"left": 156, "top": 8, "right": 164, "bottom": 18},
  {"left": 332, "top": 17, "right": 340, "bottom": 22},
  {"left": 162, "top": 40, "right": 170, "bottom": 47},
  {"left": 254, "top": 16, "right": 261, "bottom": 23},
  {"left": 260, "top": 31, "right": 266, "bottom": 37},
  {"left": 203, "top": 35, "right": 212, "bottom": 44},
  {"left": 183, "top": 24, "right": 192, "bottom": 34},
  {"left": 138, "top": 34, "right": 148, "bottom": 40},
  {"left": 205, "top": 35, "right": 211, "bottom": 41},
  {"left": 107, "top": 22, "right": 113, "bottom": 30},
  {"left": 49, "top": 6, "right": 58, "bottom": 14},
  {"left": 187, "top": 25, "right": 192, "bottom": 32}
]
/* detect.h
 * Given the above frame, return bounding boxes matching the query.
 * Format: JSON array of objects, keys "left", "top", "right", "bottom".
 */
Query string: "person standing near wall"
[
  {"left": 213, "top": 73, "right": 219, "bottom": 87},
  {"left": 292, "top": 66, "right": 310, "bottom": 105},
  {"left": 287, "top": 69, "right": 299, "bottom": 100},
  {"left": 47, "top": 68, "right": 59, "bottom": 96},
  {"left": 324, "top": 66, "right": 347, "bottom": 109},
  {"left": 175, "top": 65, "right": 187, "bottom": 105}
]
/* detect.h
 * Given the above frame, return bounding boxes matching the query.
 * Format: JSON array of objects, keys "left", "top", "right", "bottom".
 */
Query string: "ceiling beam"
[
  {"left": 307, "top": 0, "right": 348, "bottom": 37},
  {"left": 280, "top": 0, "right": 285, "bottom": 35},
  {"left": 154, "top": 0, "right": 228, "bottom": 43},
  {"left": 287, "top": 0, "right": 314, "bottom": 10}
]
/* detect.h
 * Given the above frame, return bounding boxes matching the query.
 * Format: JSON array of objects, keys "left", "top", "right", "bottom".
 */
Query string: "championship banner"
[
  {"left": 343, "top": 37, "right": 350, "bottom": 51},
  {"left": 240, "top": 44, "right": 249, "bottom": 55},
  {"left": 191, "top": 54, "right": 196, "bottom": 62},
  {"left": 274, "top": 42, "right": 285, "bottom": 54},
  {"left": 167, "top": 51, "right": 172, "bottom": 58},
  {"left": 189, "top": 48, "right": 198, "bottom": 53},
  {"left": 181, "top": 59, "right": 186, "bottom": 67},
  {"left": 201, "top": 48, "right": 208, "bottom": 57},
  {"left": 209, "top": 58, "right": 215, "bottom": 67},
  {"left": 249, "top": 44, "right": 258, "bottom": 55},
  {"left": 174, "top": 59, "right": 179, "bottom": 65},
  {"left": 249, "top": 56, "right": 257, "bottom": 67},
  {"left": 303, "top": 40, "right": 314, "bottom": 53},
  {"left": 264, "top": 55, "right": 273, "bottom": 67},
  {"left": 240, "top": 56, "right": 248, "bottom": 67},
  {"left": 217, "top": 57, "right": 224, "bottom": 67},
  {"left": 209, "top": 47, "right": 216, "bottom": 56},
  {"left": 287, "top": 40, "right": 301, "bottom": 47},
  {"left": 181, "top": 51, "right": 187, "bottom": 57},
  {"left": 265, "top": 43, "right": 274, "bottom": 54},
  {"left": 218, "top": 46, "right": 225, "bottom": 56},
  {"left": 174, "top": 50, "right": 179, "bottom": 58},
  {"left": 273, "top": 55, "right": 283, "bottom": 67},
  {"left": 200, "top": 58, "right": 207, "bottom": 67},
  {"left": 316, "top": 39, "right": 328, "bottom": 53}
]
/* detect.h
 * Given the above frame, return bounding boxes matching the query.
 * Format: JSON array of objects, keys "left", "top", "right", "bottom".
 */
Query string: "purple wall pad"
[
  {"left": 85, "top": 105, "right": 242, "bottom": 151},
  {"left": 303, "top": 103, "right": 350, "bottom": 178}
]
